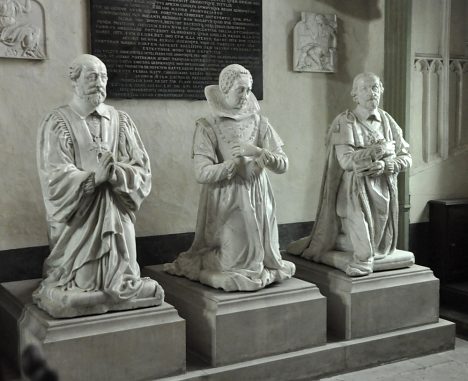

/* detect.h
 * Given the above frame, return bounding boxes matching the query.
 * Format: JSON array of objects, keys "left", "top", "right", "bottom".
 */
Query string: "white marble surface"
[
  {"left": 33, "top": 55, "right": 163, "bottom": 317},
  {"left": 164, "top": 64, "right": 295, "bottom": 291},
  {"left": 319, "top": 249, "right": 415, "bottom": 273},
  {"left": 288, "top": 73, "right": 412, "bottom": 277}
]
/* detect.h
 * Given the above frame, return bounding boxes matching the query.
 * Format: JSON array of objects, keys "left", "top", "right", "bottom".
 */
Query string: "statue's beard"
[
  {"left": 86, "top": 92, "right": 106, "bottom": 107},
  {"left": 368, "top": 97, "right": 379, "bottom": 107},
  {"left": 361, "top": 97, "right": 379, "bottom": 110},
  {"left": 77, "top": 87, "right": 106, "bottom": 107}
]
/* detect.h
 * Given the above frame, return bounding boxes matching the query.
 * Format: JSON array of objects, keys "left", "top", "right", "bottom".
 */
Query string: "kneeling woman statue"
[{"left": 164, "top": 64, "right": 295, "bottom": 291}]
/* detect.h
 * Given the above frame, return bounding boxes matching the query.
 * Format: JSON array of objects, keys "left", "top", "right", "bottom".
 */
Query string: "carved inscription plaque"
[{"left": 90, "top": 0, "right": 262, "bottom": 99}]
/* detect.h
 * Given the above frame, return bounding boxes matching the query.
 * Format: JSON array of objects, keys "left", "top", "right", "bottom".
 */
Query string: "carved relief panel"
[
  {"left": 0, "top": 0, "right": 46, "bottom": 59},
  {"left": 293, "top": 12, "right": 337, "bottom": 73}
]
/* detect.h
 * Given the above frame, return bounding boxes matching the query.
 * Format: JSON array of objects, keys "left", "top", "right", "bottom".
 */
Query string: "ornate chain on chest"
[
  {"left": 86, "top": 114, "right": 106, "bottom": 160},
  {"left": 360, "top": 121, "right": 385, "bottom": 145},
  {"left": 86, "top": 115, "right": 101, "bottom": 143},
  {"left": 214, "top": 116, "right": 259, "bottom": 145}
]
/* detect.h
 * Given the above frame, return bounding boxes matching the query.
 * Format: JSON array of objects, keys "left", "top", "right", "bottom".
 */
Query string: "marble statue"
[
  {"left": 33, "top": 54, "right": 163, "bottom": 317},
  {"left": 294, "top": 12, "right": 337, "bottom": 73},
  {"left": 287, "top": 72, "right": 414, "bottom": 276},
  {"left": 0, "top": 0, "right": 45, "bottom": 59},
  {"left": 164, "top": 64, "right": 295, "bottom": 291}
]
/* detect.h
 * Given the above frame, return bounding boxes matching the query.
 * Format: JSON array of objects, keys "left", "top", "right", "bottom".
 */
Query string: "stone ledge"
[
  {"left": 144, "top": 265, "right": 327, "bottom": 367},
  {"left": 0, "top": 279, "right": 186, "bottom": 381},
  {"left": 158, "top": 319, "right": 455, "bottom": 381},
  {"left": 318, "top": 249, "right": 415, "bottom": 274},
  {"left": 284, "top": 254, "right": 440, "bottom": 340}
]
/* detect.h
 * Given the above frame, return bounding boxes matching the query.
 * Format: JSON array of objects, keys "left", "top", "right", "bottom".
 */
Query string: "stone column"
[{"left": 384, "top": 0, "right": 412, "bottom": 250}]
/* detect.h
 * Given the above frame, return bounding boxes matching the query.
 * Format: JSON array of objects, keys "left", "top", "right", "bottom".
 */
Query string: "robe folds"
[
  {"left": 288, "top": 108, "right": 412, "bottom": 267},
  {"left": 165, "top": 87, "right": 295, "bottom": 291},
  {"left": 33, "top": 104, "right": 151, "bottom": 303}
]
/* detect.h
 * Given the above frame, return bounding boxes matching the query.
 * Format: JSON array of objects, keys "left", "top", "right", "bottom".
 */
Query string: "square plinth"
[
  {"left": 284, "top": 254, "right": 440, "bottom": 340},
  {"left": 0, "top": 279, "right": 186, "bottom": 381},
  {"left": 143, "top": 265, "right": 327, "bottom": 366}
]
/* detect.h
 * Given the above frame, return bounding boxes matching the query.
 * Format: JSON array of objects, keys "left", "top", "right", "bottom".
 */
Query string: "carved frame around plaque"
[
  {"left": 0, "top": 0, "right": 46, "bottom": 60},
  {"left": 90, "top": 0, "right": 263, "bottom": 99},
  {"left": 293, "top": 12, "right": 337, "bottom": 73}
]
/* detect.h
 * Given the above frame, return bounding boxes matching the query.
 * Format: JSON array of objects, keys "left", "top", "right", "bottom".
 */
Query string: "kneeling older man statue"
[
  {"left": 34, "top": 54, "right": 164, "bottom": 317},
  {"left": 287, "top": 72, "right": 414, "bottom": 276}
]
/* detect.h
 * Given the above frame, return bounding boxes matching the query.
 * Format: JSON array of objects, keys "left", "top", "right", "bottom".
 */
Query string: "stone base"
[
  {"left": 0, "top": 279, "right": 185, "bottom": 381},
  {"left": 284, "top": 254, "right": 440, "bottom": 340},
  {"left": 155, "top": 319, "right": 455, "bottom": 380},
  {"left": 33, "top": 277, "right": 164, "bottom": 318},
  {"left": 143, "top": 265, "right": 327, "bottom": 367},
  {"left": 319, "top": 249, "right": 415, "bottom": 275}
]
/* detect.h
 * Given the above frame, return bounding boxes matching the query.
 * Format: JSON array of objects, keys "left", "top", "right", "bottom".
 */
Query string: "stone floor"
[{"left": 321, "top": 337, "right": 468, "bottom": 381}]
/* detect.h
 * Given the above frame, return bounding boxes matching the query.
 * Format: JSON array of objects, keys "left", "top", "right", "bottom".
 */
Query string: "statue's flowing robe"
[
  {"left": 165, "top": 88, "right": 295, "bottom": 291},
  {"left": 288, "top": 108, "right": 411, "bottom": 264},
  {"left": 34, "top": 104, "right": 151, "bottom": 303}
]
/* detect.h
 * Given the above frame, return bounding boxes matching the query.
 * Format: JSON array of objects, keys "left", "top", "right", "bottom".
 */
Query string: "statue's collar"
[
  {"left": 205, "top": 85, "right": 260, "bottom": 120},
  {"left": 68, "top": 102, "right": 111, "bottom": 120},
  {"left": 354, "top": 105, "right": 381, "bottom": 124}
]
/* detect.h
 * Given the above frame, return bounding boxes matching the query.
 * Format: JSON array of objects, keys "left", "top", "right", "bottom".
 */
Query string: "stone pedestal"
[
  {"left": 285, "top": 254, "right": 440, "bottom": 340},
  {"left": 319, "top": 249, "right": 415, "bottom": 274},
  {"left": 33, "top": 277, "right": 164, "bottom": 318},
  {"left": 0, "top": 279, "right": 185, "bottom": 381},
  {"left": 143, "top": 265, "right": 327, "bottom": 366}
]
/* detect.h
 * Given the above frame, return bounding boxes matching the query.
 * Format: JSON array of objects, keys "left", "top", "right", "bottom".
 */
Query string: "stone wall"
[{"left": 0, "top": 0, "right": 385, "bottom": 251}]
